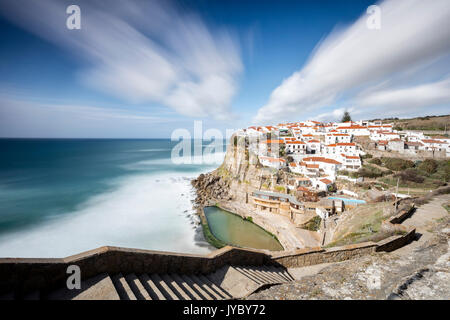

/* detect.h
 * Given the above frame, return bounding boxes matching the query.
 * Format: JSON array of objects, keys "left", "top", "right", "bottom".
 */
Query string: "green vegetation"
[
  {"left": 369, "top": 157, "right": 382, "bottom": 165},
  {"left": 443, "top": 204, "right": 450, "bottom": 214},
  {"left": 201, "top": 222, "right": 227, "bottom": 249},
  {"left": 274, "top": 185, "right": 286, "bottom": 193},
  {"left": 354, "top": 164, "right": 391, "bottom": 178},
  {"left": 216, "top": 164, "right": 231, "bottom": 180},
  {"left": 341, "top": 110, "right": 352, "bottom": 122},
  {"left": 381, "top": 157, "right": 414, "bottom": 171},
  {"left": 418, "top": 159, "right": 438, "bottom": 175},
  {"left": 245, "top": 216, "right": 253, "bottom": 222},
  {"left": 361, "top": 153, "right": 373, "bottom": 159},
  {"left": 302, "top": 216, "right": 322, "bottom": 231},
  {"left": 326, "top": 206, "right": 388, "bottom": 247},
  {"left": 373, "top": 114, "right": 450, "bottom": 131}
]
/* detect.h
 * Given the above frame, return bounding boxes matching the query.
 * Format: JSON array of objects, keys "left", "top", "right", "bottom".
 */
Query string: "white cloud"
[
  {"left": 254, "top": 0, "right": 450, "bottom": 124},
  {"left": 316, "top": 107, "right": 358, "bottom": 122},
  {"left": 355, "top": 78, "right": 450, "bottom": 110},
  {"left": 0, "top": 0, "right": 242, "bottom": 120}
]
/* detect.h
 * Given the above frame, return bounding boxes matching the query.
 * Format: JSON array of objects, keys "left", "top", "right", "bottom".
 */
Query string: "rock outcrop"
[{"left": 191, "top": 173, "right": 232, "bottom": 206}]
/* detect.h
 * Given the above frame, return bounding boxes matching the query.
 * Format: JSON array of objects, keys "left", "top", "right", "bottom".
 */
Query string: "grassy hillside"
[{"left": 371, "top": 114, "right": 450, "bottom": 131}]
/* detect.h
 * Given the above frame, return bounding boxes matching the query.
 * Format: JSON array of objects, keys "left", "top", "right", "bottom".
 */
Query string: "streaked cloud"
[
  {"left": 0, "top": 0, "right": 242, "bottom": 120},
  {"left": 254, "top": 0, "right": 450, "bottom": 123},
  {"left": 355, "top": 78, "right": 450, "bottom": 110}
]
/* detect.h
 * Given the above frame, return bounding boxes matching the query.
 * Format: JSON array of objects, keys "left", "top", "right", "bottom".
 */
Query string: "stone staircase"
[{"left": 2, "top": 265, "right": 294, "bottom": 300}]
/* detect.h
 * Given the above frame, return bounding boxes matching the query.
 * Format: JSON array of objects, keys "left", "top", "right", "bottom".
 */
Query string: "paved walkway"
[{"left": 394, "top": 194, "right": 449, "bottom": 256}]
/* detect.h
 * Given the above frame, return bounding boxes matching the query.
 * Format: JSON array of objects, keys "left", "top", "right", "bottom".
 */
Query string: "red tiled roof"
[
  {"left": 320, "top": 178, "right": 332, "bottom": 185},
  {"left": 262, "top": 139, "right": 285, "bottom": 144}
]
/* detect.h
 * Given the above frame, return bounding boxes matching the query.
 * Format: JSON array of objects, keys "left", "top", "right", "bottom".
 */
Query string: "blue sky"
[{"left": 0, "top": 0, "right": 449, "bottom": 138}]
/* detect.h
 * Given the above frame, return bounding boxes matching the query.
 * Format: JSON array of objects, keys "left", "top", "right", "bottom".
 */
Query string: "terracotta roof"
[
  {"left": 336, "top": 125, "right": 366, "bottom": 130},
  {"left": 262, "top": 139, "right": 285, "bottom": 144},
  {"left": 303, "top": 157, "right": 342, "bottom": 165},
  {"left": 422, "top": 139, "right": 445, "bottom": 144},
  {"left": 297, "top": 186, "right": 310, "bottom": 192},
  {"left": 320, "top": 178, "right": 332, "bottom": 185},
  {"left": 289, "top": 162, "right": 297, "bottom": 167},
  {"left": 286, "top": 140, "right": 306, "bottom": 144}
]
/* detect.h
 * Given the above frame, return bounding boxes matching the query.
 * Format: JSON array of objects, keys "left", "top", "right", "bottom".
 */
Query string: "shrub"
[
  {"left": 395, "top": 168, "right": 424, "bottom": 183},
  {"left": 338, "top": 170, "right": 350, "bottom": 176},
  {"left": 356, "top": 165, "right": 384, "bottom": 178},
  {"left": 382, "top": 157, "right": 414, "bottom": 171},
  {"left": 361, "top": 153, "right": 373, "bottom": 159},
  {"left": 418, "top": 159, "right": 438, "bottom": 175},
  {"left": 302, "top": 216, "right": 322, "bottom": 231},
  {"left": 369, "top": 157, "right": 382, "bottom": 165}
]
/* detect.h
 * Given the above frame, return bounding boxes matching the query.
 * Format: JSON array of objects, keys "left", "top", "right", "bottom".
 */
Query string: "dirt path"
[{"left": 393, "top": 194, "right": 449, "bottom": 256}]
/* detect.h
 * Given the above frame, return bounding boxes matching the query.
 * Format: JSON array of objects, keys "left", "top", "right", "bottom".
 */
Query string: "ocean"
[{"left": 0, "top": 139, "right": 226, "bottom": 258}]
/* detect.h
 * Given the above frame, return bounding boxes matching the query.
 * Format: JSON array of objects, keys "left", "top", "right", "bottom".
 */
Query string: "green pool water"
[{"left": 204, "top": 206, "right": 283, "bottom": 251}]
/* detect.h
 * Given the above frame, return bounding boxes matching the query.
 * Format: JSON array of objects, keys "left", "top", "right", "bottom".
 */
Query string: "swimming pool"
[{"left": 328, "top": 197, "right": 366, "bottom": 204}]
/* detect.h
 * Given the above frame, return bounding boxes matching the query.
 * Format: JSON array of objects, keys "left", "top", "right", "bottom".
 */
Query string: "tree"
[{"left": 341, "top": 110, "right": 352, "bottom": 122}]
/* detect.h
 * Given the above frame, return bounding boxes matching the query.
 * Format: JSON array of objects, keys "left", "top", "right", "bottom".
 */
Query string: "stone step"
[
  {"left": 150, "top": 274, "right": 179, "bottom": 300},
  {"left": 260, "top": 266, "right": 289, "bottom": 282},
  {"left": 189, "top": 274, "right": 224, "bottom": 300},
  {"left": 248, "top": 266, "right": 281, "bottom": 283},
  {"left": 206, "top": 266, "right": 250, "bottom": 299},
  {"left": 234, "top": 266, "right": 265, "bottom": 285},
  {"left": 277, "top": 267, "right": 295, "bottom": 281},
  {"left": 236, "top": 266, "right": 271, "bottom": 284},
  {"left": 111, "top": 273, "right": 137, "bottom": 300},
  {"left": 199, "top": 273, "right": 232, "bottom": 299},
  {"left": 180, "top": 275, "right": 213, "bottom": 300},
  {"left": 161, "top": 274, "right": 191, "bottom": 300},
  {"left": 139, "top": 274, "right": 166, "bottom": 300},
  {"left": 125, "top": 274, "right": 151, "bottom": 300},
  {"left": 265, "top": 266, "right": 292, "bottom": 282},
  {"left": 171, "top": 274, "right": 202, "bottom": 300},
  {"left": 47, "top": 273, "right": 120, "bottom": 300}
]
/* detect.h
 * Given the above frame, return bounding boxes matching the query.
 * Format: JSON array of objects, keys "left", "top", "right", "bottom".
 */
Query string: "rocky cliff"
[{"left": 191, "top": 135, "right": 292, "bottom": 207}]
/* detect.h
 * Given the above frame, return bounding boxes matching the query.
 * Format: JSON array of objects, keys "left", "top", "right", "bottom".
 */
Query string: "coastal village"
[{"left": 193, "top": 115, "right": 450, "bottom": 250}]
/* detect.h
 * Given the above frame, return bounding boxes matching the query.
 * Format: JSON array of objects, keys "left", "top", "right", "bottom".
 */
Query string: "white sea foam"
[
  {"left": 123, "top": 151, "right": 226, "bottom": 170},
  {"left": 0, "top": 170, "right": 213, "bottom": 258}
]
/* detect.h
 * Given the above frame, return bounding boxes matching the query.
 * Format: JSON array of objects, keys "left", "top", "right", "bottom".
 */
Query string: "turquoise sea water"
[{"left": 0, "top": 139, "right": 225, "bottom": 258}]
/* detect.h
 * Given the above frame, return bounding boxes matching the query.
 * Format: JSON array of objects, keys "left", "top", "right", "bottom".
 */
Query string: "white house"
[
  {"left": 259, "top": 156, "right": 286, "bottom": 169},
  {"left": 323, "top": 143, "right": 358, "bottom": 156},
  {"left": 336, "top": 125, "right": 370, "bottom": 136},
  {"left": 325, "top": 133, "right": 351, "bottom": 144},
  {"left": 306, "top": 139, "right": 321, "bottom": 154},
  {"left": 286, "top": 140, "right": 307, "bottom": 155},
  {"left": 370, "top": 131, "right": 400, "bottom": 141},
  {"left": 338, "top": 154, "right": 361, "bottom": 171}
]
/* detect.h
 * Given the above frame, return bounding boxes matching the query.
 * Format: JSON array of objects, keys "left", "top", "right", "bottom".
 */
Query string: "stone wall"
[
  {"left": 0, "top": 246, "right": 270, "bottom": 296},
  {"left": 0, "top": 206, "right": 417, "bottom": 297},
  {"left": 269, "top": 242, "right": 378, "bottom": 268}
]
